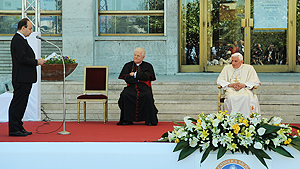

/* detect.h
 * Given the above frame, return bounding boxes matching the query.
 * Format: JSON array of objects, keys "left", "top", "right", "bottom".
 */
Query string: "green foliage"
[
  {"left": 42, "top": 55, "right": 77, "bottom": 64},
  {"left": 182, "top": 1, "right": 200, "bottom": 45}
]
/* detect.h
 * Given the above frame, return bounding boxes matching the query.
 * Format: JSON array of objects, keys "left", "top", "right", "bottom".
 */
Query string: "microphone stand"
[{"left": 39, "top": 37, "right": 70, "bottom": 135}]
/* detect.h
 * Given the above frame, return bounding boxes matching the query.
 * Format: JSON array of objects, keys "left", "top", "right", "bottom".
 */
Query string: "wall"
[
  {"left": 62, "top": 0, "right": 179, "bottom": 76},
  {"left": 0, "top": 0, "right": 179, "bottom": 81}
]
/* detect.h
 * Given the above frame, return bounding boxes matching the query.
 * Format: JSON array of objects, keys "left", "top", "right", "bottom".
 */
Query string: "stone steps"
[{"left": 40, "top": 80, "right": 300, "bottom": 123}]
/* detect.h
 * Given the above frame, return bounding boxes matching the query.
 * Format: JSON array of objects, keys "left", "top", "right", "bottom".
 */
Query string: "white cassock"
[{"left": 217, "top": 64, "right": 261, "bottom": 116}]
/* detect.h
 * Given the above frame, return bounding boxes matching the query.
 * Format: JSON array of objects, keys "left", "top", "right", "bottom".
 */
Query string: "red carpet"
[
  {"left": 0, "top": 121, "right": 174, "bottom": 142},
  {"left": 1, "top": 121, "right": 299, "bottom": 142}
]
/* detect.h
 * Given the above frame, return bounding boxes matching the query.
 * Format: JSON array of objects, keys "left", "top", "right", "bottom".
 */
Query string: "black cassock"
[{"left": 118, "top": 61, "right": 158, "bottom": 125}]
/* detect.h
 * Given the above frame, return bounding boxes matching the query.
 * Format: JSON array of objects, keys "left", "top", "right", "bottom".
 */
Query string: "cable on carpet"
[
  {"left": 35, "top": 106, "right": 63, "bottom": 134},
  {"left": 41, "top": 106, "right": 51, "bottom": 122}
]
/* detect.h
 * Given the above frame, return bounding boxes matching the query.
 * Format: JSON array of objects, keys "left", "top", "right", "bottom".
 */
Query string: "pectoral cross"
[{"left": 233, "top": 77, "right": 239, "bottom": 83}]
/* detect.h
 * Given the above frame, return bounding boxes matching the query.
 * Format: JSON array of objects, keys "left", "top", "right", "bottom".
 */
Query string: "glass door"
[
  {"left": 205, "top": 0, "right": 246, "bottom": 72},
  {"left": 180, "top": 0, "right": 297, "bottom": 72},
  {"left": 250, "top": 0, "right": 289, "bottom": 72},
  {"left": 179, "top": 0, "right": 202, "bottom": 72},
  {"left": 296, "top": 0, "right": 300, "bottom": 72}
]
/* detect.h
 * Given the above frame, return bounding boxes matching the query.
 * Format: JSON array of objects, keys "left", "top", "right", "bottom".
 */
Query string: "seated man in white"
[{"left": 217, "top": 53, "right": 261, "bottom": 116}]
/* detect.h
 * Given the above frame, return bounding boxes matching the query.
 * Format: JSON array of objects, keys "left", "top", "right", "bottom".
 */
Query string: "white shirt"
[
  {"left": 17, "top": 31, "right": 26, "bottom": 40},
  {"left": 133, "top": 62, "right": 142, "bottom": 78}
]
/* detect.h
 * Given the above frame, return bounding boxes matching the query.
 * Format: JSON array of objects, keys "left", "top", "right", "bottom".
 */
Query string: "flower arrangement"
[
  {"left": 42, "top": 55, "right": 76, "bottom": 64},
  {"left": 158, "top": 111, "right": 300, "bottom": 169}
]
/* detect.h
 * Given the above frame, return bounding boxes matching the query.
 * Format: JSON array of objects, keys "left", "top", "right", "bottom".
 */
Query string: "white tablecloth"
[{"left": 0, "top": 92, "right": 39, "bottom": 122}]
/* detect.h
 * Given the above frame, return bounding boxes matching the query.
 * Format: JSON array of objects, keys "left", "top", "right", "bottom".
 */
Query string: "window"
[
  {"left": 98, "top": 0, "right": 164, "bottom": 35},
  {"left": 0, "top": 0, "right": 62, "bottom": 35}
]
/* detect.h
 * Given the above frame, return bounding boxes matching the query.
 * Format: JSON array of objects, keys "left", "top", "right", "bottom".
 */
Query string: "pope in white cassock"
[{"left": 217, "top": 53, "right": 261, "bottom": 116}]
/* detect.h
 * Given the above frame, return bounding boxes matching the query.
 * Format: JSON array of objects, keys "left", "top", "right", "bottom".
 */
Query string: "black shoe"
[
  {"left": 9, "top": 131, "right": 27, "bottom": 137},
  {"left": 21, "top": 130, "right": 32, "bottom": 135},
  {"left": 117, "top": 121, "right": 133, "bottom": 125},
  {"left": 146, "top": 122, "right": 157, "bottom": 126}
]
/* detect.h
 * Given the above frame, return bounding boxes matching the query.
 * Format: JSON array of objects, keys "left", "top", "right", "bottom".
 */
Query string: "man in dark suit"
[{"left": 9, "top": 18, "right": 46, "bottom": 136}]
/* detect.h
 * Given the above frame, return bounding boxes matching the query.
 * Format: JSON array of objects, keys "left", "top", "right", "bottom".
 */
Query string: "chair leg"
[
  {"left": 84, "top": 101, "right": 86, "bottom": 122},
  {"left": 105, "top": 101, "right": 108, "bottom": 122},
  {"left": 103, "top": 100, "right": 108, "bottom": 124},
  {"left": 77, "top": 100, "right": 80, "bottom": 123}
]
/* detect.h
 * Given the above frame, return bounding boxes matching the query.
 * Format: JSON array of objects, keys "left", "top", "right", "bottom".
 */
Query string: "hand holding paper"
[{"left": 45, "top": 52, "right": 57, "bottom": 61}]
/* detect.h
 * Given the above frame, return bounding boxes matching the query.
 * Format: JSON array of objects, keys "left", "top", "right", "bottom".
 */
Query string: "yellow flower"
[
  {"left": 284, "top": 138, "right": 292, "bottom": 146},
  {"left": 226, "top": 131, "right": 234, "bottom": 138},
  {"left": 175, "top": 138, "right": 180, "bottom": 143},
  {"left": 239, "top": 118, "right": 243, "bottom": 123},
  {"left": 297, "top": 130, "right": 300, "bottom": 136},
  {"left": 216, "top": 112, "right": 224, "bottom": 120},
  {"left": 196, "top": 119, "right": 202, "bottom": 128},
  {"left": 277, "top": 128, "right": 285, "bottom": 137},
  {"left": 234, "top": 129, "right": 239, "bottom": 134},
  {"left": 242, "top": 119, "right": 249, "bottom": 127},
  {"left": 201, "top": 130, "right": 209, "bottom": 139},
  {"left": 232, "top": 124, "right": 240, "bottom": 130},
  {"left": 72, "top": 59, "right": 75, "bottom": 62},
  {"left": 245, "top": 130, "right": 253, "bottom": 139}
]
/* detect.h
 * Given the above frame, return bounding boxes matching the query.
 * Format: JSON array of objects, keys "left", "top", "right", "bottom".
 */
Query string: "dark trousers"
[{"left": 9, "top": 82, "right": 32, "bottom": 132}]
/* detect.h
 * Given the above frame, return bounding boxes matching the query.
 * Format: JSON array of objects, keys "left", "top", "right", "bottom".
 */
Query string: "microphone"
[
  {"left": 36, "top": 35, "right": 46, "bottom": 42},
  {"left": 37, "top": 35, "right": 70, "bottom": 135}
]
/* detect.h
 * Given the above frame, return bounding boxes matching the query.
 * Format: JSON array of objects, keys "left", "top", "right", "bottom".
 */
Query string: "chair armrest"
[
  {"left": 218, "top": 85, "right": 222, "bottom": 101},
  {"left": 253, "top": 86, "right": 257, "bottom": 95}
]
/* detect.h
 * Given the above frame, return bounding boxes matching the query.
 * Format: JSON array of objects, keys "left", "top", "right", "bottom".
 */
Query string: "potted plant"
[{"left": 41, "top": 55, "right": 78, "bottom": 81}]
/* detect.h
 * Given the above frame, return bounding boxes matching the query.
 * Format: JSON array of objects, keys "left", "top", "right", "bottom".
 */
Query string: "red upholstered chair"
[{"left": 77, "top": 66, "right": 108, "bottom": 123}]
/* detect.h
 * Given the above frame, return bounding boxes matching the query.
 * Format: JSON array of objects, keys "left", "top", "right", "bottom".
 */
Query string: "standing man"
[
  {"left": 117, "top": 47, "right": 158, "bottom": 126},
  {"left": 9, "top": 18, "right": 46, "bottom": 136},
  {"left": 217, "top": 53, "right": 261, "bottom": 116}
]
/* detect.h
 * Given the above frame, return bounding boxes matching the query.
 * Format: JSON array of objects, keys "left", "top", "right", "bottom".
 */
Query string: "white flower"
[
  {"left": 254, "top": 142, "right": 263, "bottom": 149},
  {"left": 262, "top": 118, "right": 268, "bottom": 123},
  {"left": 221, "top": 121, "right": 229, "bottom": 129},
  {"left": 189, "top": 137, "right": 199, "bottom": 147},
  {"left": 272, "top": 137, "right": 281, "bottom": 148},
  {"left": 265, "top": 139, "right": 270, "bottom": 145},
  {"left": 250, "top": 117, "right": 260, "bottom": 126},
  {"left": 176, "top": 128, "right": 187, "bottom": 138},
  {"left": 213, "top": 119, "right": 220, "bottom": 127},
  {"left": 200, "top": 141, "right": 210, "bottom": 150},
  {"left": 207, "top": 113, "right": 215, "bottom": 119},
  {"left": 219, "top": 134, "right": 227, "bottom": 147},
  {"left": 272, "top": 116, "right": 282, "bottom": 125},
  {"left": 201, "top": 120, "right": 207, "bottom": 129},
  {"left": 257, "top": 127, "right": 266, "bottom": 136},
  {"left": 212, "top": 137, "right": 219, "bottom": 147},
  {"left": 249, "top": 125, "right": 255, "bottom": 132},
  {"left": 240, "top": 139, "right": 250, "bottom": 147},
  {"left": 184, "top": 116, "right": 195, "bottom": 131},
  {"left": 168, "top": 131, "right": 175, "bottom": 142}
]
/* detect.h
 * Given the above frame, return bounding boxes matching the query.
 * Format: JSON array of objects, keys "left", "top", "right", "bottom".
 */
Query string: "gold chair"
[
  {"left": 77, "top": 66, "right": 108, "bottom": 123},
  {"left": 218, "top": 85, "right": 257, "bottom": 112}
]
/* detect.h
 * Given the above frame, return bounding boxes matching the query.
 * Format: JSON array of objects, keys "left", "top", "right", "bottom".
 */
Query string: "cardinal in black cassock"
[{"left": 117, "top": 47, "right": 158, "bottom": 126}]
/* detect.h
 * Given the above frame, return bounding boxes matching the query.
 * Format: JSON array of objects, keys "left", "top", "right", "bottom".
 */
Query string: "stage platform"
[{"left": 1, "top": 121, "right": 300, "bottom": 169}]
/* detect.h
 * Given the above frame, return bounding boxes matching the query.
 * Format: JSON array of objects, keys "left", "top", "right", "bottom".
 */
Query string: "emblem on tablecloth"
[{"left": 216, "top": 159, "right": 250, "bottom": 169}]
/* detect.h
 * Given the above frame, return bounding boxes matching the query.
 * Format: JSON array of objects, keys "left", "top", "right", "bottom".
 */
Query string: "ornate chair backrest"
[{"left": 83, "top": 66, "right": 108, "bottom": 96}]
